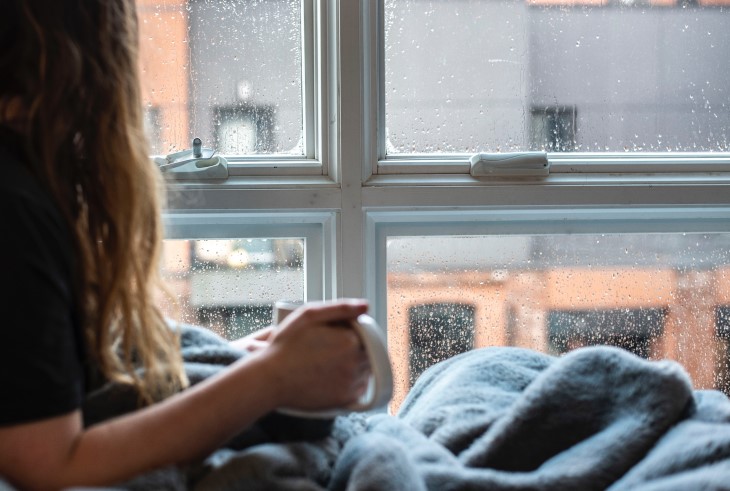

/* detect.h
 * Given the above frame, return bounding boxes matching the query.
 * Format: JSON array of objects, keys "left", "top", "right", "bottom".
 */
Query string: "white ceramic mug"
[{"left": 273, "top": 301, "right": 394, "bottom": 419}]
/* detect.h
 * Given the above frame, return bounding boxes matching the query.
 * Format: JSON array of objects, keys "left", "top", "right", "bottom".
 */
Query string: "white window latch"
[
  {"left": 469, "top": 151, "right": 549, "bottom": 177},
  {"left": 154, "top": 138, "right": 229, "bottom": 180}
]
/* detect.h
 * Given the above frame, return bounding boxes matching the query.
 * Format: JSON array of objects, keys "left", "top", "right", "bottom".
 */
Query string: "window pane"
[
  {"left": 384, "top": 0, "right": 730, "bottom": 154},
  {"left": 387, "top": 233, "right": 730, "bottom": 408},
  {"left": 138, "top": 0, "right": 303, "bottom": 156},
  {"left": 159, "top": 238, "right": 305, "bottom": 340}
]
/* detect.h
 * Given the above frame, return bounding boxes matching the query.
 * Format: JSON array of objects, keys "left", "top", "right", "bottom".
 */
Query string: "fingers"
[
  {"left": 228, "top": 326, "right": 275, "bottom": 352},
  {"left": 285, "top": 299, "right": 369, "bottom": 328},
  {"left": 250, "top": 326, "right": 275, "bottom": 341},
  {"left": 243, "top": 340, "right": 269, "bottom": 353}
]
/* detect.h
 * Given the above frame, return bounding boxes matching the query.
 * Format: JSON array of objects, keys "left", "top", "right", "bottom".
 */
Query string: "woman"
[{"left": 0, "top": 1, "right": 370, "bottom": 489}]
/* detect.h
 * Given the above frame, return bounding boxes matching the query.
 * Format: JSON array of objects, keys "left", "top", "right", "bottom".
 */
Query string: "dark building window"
[
  {"left": 547, "top": 308, "right": 666, "bottom": 359},
  {"left": 714, "top": 306, "right": 730, "bottom": 395},
  {"left": 408, "top": 303, "right": 475, "bottom": 386},
  {"left": 530, "top": 106, "right": 577, "bottom": 152},
  {"left": 716, "top": 306, "right": 730, "bottom": 341}
]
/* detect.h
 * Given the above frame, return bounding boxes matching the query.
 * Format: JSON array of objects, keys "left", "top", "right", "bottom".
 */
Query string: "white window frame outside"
[{"left": 166, "top": 0, "right": 730, "bottom": 331}]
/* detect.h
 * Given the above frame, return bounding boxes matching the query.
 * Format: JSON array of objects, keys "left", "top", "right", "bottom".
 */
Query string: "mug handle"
[
  {"left": 345, "top": 314, "right": 393, "bottom": 412},
  {"left": 277, "top": 312, "right": 394, "bottom": 419}
]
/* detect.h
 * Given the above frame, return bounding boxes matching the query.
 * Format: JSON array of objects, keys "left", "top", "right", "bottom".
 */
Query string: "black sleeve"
[{"left": 0, "top": 184, "right": 85, "bottom": 426}]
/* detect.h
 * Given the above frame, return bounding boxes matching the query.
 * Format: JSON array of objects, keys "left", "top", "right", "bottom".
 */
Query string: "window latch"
[
  {"left": 154, "top": 138, "right": 229, "bottom": 180},
  {"left": 469, "top": 151, "right": 549, "bottom": 177}
]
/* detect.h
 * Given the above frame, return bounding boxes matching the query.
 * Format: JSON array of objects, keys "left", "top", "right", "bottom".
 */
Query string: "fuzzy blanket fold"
[
  {"left": 5, "top": 324, "right": 729, "bottom": 490},
  {"left": 188, "top": 327, "right": 730, "bottom": 490}
]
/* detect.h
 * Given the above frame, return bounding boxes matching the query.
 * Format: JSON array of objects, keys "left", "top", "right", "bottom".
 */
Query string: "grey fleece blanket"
[{"left": 6, "top": 325, "right": 728, "bottom": 490}]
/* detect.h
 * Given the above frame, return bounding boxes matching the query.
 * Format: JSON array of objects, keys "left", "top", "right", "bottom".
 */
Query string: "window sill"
[{"left": 166, "top": 176, "right": 341, "bottom": 211}]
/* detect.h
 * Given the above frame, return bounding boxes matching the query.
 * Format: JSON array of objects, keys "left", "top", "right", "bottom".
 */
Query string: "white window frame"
[{"left": 166, "top": 0, "right": 730, "bottom": 330}]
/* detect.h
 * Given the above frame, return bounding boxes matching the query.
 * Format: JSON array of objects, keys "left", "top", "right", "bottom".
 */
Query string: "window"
[
  {"left": 160, "top": 212, "right": 335, "bottom": 340},
  {"left": 138, "top": 0, "right": 314, "bottom": 165},
  {"left": 547, "top": 308, "right": 666, "bottom": 358},
  {"left": 140, "top": 1, "right": 730, "bottom": 410},
  {"left": 187, "top": 0, "right": 304, "bottom": 157},
  {"left": 160, "top": 238, "right": 304, "bottom": 339},
  {"left": 382, "top": 221, "right": 730, "bottom": 406},
  {"left": 382, "top": 0, "right": 730, "bottom": 159}
]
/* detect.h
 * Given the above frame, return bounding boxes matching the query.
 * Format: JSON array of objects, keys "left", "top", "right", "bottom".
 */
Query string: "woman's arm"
[{"left": 0, "top": 300, "right": 369, "bottom": 491}]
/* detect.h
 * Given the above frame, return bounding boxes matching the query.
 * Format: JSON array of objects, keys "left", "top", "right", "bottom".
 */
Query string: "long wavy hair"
[{"left": 0, "top": 0, "right": 187, "bottom": 402}]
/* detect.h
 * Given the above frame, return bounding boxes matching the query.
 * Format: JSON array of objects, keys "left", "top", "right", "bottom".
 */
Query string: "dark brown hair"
[{"left": 0, "top": 0, "right": 187, "bottom": 402}]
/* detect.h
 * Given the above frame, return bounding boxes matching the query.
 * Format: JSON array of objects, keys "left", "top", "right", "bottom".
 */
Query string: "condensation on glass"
[
  {"left": 136, "top": 0, "right": 303, "bottom": 156},
  {"left": 387, "top": 233, "right": 730, "bottom": 407},
  {"left": 384, "top": 0, "right": 730, "bottom": 154},
  {"left": 159, "top": 238, "right": 305, "bottom": 340}
]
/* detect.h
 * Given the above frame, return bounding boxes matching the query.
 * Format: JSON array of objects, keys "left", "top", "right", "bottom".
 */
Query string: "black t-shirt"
[{"left": 0, "top": 127, "right": 87, "bottom": 426}]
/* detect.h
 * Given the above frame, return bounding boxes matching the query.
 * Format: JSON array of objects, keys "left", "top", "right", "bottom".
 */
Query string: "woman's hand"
[
  {"left": 263, "top": 300, "right": 371, "bottom": 412},
  {"left": 229, "top": 326, "right": 275, "bottom": 353}
]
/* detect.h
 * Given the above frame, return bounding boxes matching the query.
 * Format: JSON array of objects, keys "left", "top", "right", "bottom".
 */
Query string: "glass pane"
[
  {"left": 387, "top": 233, "right": 730, "bottom": 408},
  {"left": 384, "top": 0, "right": 730, "bottom": 154},
  {"left": 159, "top": 238, "right": 305, "bottom": 340},
  {"left": 137, "top": 0, "right": 303, "bottom": 156}
]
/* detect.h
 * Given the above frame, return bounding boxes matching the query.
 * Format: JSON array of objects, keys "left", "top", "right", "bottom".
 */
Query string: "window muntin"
[
  {"left": 386, "top": 232, "right": 730, "bottom": 408},
  {"left": 383, "top": 0, "right": 730, "bottom": 156}
]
